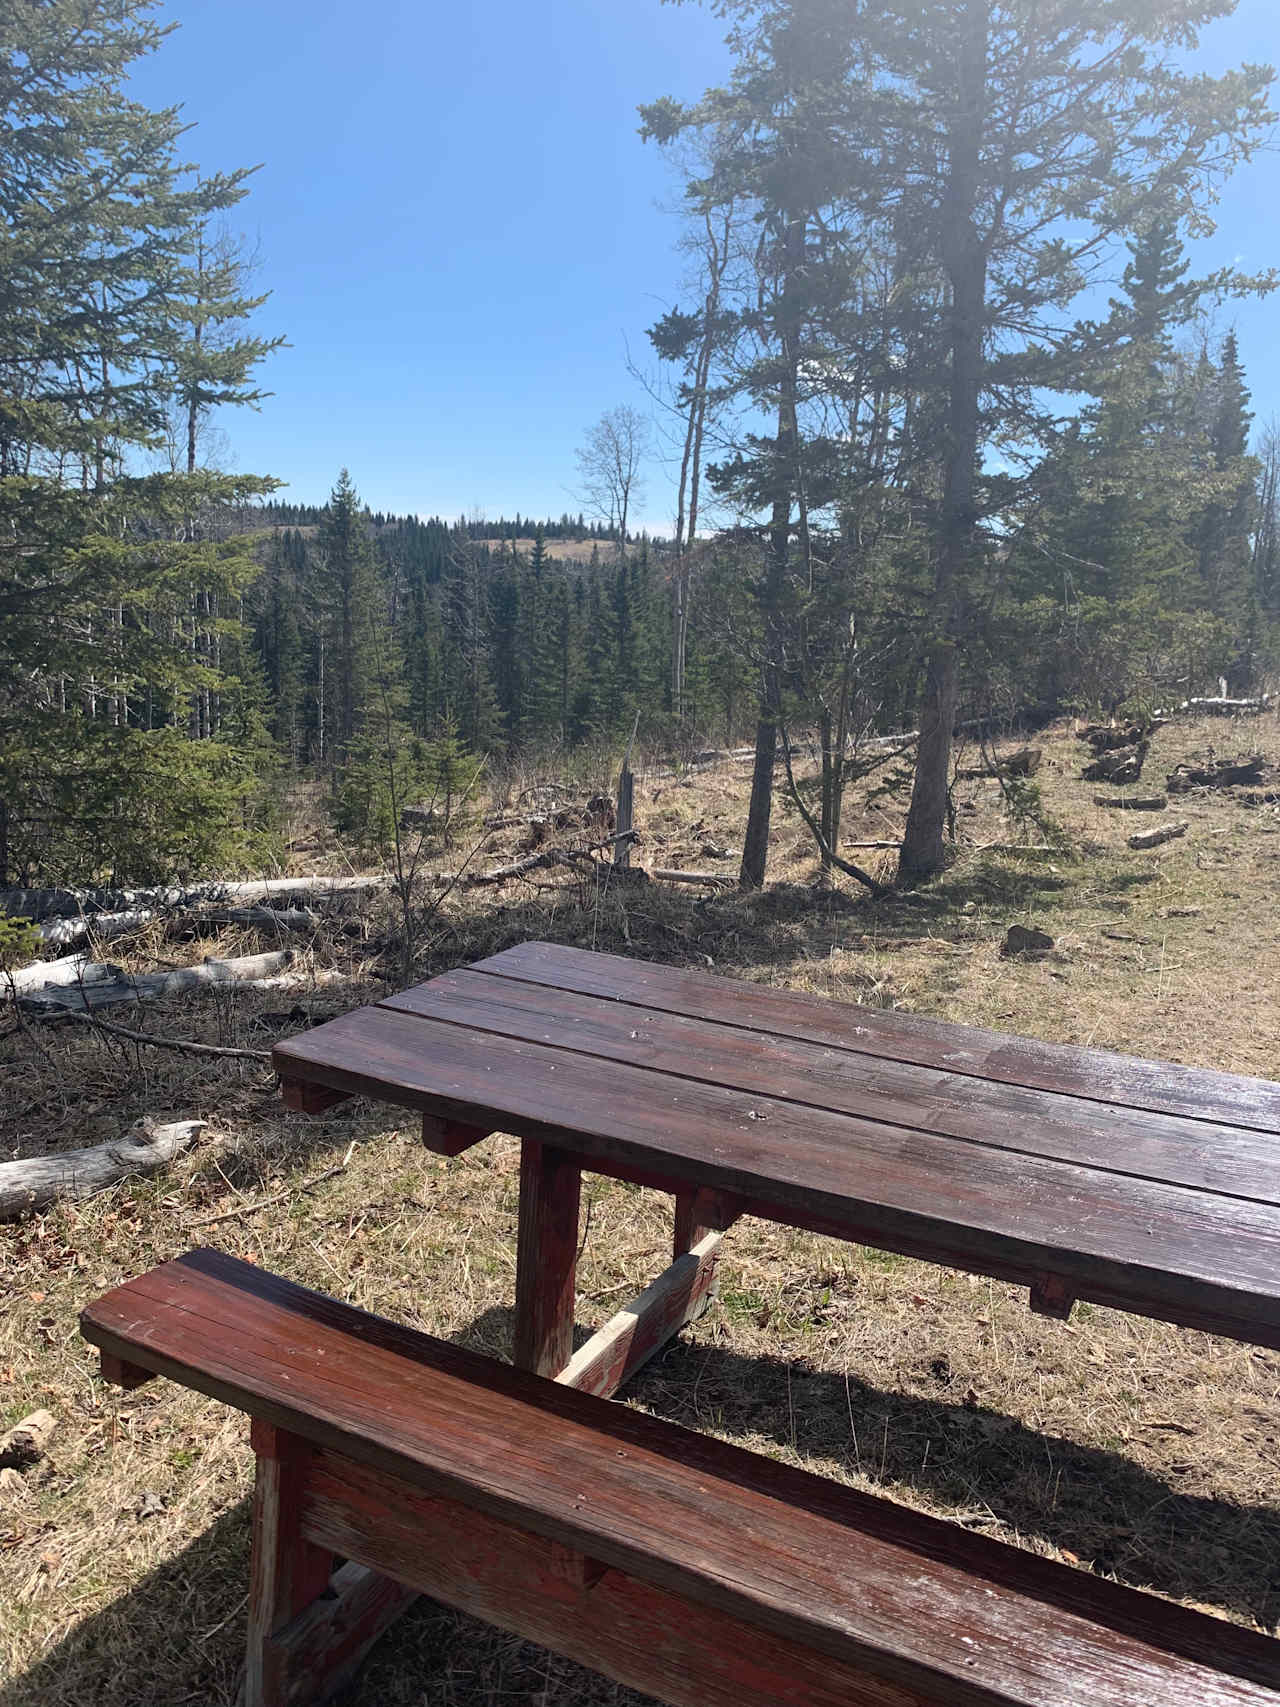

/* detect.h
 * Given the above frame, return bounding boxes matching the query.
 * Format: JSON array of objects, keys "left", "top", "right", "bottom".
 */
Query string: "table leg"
[
  {"left": 674, "top": 1186, "right": 741, "bottom": 1261},
  {"left": 514, "top": 1139, "right": 582, "bottom": 1377}
]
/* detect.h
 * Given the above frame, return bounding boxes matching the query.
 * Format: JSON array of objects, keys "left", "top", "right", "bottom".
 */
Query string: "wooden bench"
[{"left": 82, "top": 1249, "right": 1280, "bottom": 1707}]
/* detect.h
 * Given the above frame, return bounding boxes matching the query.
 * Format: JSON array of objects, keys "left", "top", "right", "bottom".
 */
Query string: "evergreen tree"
[
  {"left": 0, "top": 0, "right": 282, "bottom": 884},
  {"left": 315, "top": 470, "right": 379, "bottom": 768}
]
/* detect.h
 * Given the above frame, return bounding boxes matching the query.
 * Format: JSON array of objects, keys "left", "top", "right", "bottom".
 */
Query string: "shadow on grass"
[
  {"left": 0, "top": 1504, "right": 250, "bottom": 1707},
  {"left": 627, "top": 1338, "right": 1280, "bottom": 1637}
]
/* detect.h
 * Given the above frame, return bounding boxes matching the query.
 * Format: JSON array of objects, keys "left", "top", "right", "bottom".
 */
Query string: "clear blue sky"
[{"left": 130, "top": 0, "right": 1279, "bottom": 532}]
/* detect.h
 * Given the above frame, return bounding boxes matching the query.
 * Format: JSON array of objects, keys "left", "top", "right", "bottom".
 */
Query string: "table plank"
[
  {"left": 383, "top": 970, "right": 1280, "bottom": 1206},
  {"left": 478, "top": 943, "right": 1280, "bottom": 1134},
  {"left": 272, "top": 1004, "right": 1280, "bottom": 1348}
]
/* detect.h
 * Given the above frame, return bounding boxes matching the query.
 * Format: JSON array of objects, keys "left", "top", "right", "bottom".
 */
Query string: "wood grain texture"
[
  {"left": 514, "top": 1140, "right": 581, "bottom": 1377},
  {"left": 270, "top": 998, "right": 1280, "bottom": 1350},
  {"left": 301, "top": 1450, "right": 927, "bottom": 1707},
  {"left": 555, "top": 1232, "right": 721, "bottom": 1397},
  {"left": 473, "top": 942, "right": 1280, "bottom": 1133},
  {"left": 80, "top": 1252, "right": 1280, "bottom": 1707},
  {"left": 419, "top": 1112, "right": 490, "bottom": 1156},
  {"left": 391, "top": 965, "right": 1280, "bottom": 1203},
  {"left": 258, "top": 1561, "right": 417, "bottom": 1707},
  {"left": 280, "top": 1079, "right": 351, "bottom": 1115},
  {"left": 244, "top": 1424, "right": 336, "bottom": 1707}
]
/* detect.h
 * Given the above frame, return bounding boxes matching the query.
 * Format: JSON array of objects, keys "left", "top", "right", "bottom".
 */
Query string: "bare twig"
[
  {"left": 55, "top": 1010, "right": 272, "bottom": 1060},
  {"left": 777, "top": 724, "right": 889, "bottom": 897},
  {"left": 185, "top": 1141, "right": 357, "bottom": 1229}
]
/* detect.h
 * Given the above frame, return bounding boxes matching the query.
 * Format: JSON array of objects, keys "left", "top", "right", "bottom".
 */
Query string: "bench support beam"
[
  {"left": 245, "top": 1423, "right": 338, "bottom": 1707},
  {"left": 556, "top": 1231, "right": 722, "bottom": 1398},
  {"left": 299, "top": 1447, "right": 909, "bottom": 1707}
]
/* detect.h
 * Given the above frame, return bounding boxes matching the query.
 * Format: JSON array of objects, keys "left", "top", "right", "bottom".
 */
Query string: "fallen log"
[
  {"left": 0, "top": 1118, "right": 205, "bottom": 1220},
  {"left": 17, "top": 950, "right": 294, "bottom": 1014},
  {"left": 1092, "top": 795, "right": 1168, "bottom": 811},
  {"left": 457, "top": 830, "right": 637, "bottom": 888},
  {"left": 37, "top": 909, "right": 156, "bottom": 949},
  {"left": 649, "top": 868, "right": 734, "bottom": 887},
  {"left": 6, "top": 953, "right": 121, "bottom": 997},
  {"left": 1, "top": 876, "right": 383, "bottom": 924},
  {"left": 1128, "top": 821, "right": 1188, "bottom": 850},
  {"left": 188, "top": 907, "right": 320, "bottom": 932},
  {"left": 1161, "top": 695, "right": 1271, "bottom": 716}
]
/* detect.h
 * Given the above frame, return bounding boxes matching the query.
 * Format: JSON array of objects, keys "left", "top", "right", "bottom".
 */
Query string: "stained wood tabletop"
[{"left": 272, "top": 941, "right": 1280, "bottom": 1351}]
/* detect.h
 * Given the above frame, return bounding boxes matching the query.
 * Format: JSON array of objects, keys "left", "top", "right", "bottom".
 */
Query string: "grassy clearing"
[{"left": 2, "top": 710, "right": 1279, "bottom": 1705}]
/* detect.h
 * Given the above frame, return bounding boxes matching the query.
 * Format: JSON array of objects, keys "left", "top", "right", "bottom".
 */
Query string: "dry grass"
[{"left": 2, "top": 710, "right": 1280, "bottom": 1705}]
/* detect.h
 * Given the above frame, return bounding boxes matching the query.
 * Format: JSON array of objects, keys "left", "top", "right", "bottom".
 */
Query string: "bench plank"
[
  {"left": 272, "top": 1003, "right": 1280, "bottom": 1349},
  {"left": 384, "top": 968, "right": 1280, "bottom": 1205},
  {"left": 81, "top": 1251, "right": 1280, "bottom": 1707},
  {"left": 477, "top": 942, "right": 1280, "bottom": 1134}
]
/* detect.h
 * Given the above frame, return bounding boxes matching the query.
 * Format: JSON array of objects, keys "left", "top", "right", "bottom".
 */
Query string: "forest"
[{"left": 1, "top": 0, "right": 1277, "bottom": 899}]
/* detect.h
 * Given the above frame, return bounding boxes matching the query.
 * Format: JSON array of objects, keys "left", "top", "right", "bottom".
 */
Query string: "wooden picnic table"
[{"left": 272, "top": 940, "right": 1280, "bottom": 1395}]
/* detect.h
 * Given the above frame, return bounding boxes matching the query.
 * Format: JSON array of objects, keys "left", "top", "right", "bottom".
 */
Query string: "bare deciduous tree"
[{"left": 575, "top": 406, "right": 650, "bottom": 557}]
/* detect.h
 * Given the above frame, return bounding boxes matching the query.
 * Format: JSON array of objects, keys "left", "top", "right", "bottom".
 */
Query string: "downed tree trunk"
[
  {"left": 0, "top": 1119, "right": 205, "bottom": 1220},
  {"left": 1167, "top": 755, "right": 1268, "bottom": 792},
  {"left": 16, "top": 950, "right": 294, "bottom": 1014},
  {"left": 454, "top": 830, "right": 637, "bottom": 888},
  {"left": 1162, "top": 695, "right": 1271, "bottom": 716},
  {"left": 1, "top": 876, "right": 382, "bottom": 924},
  {"left": 649, "top": 868, "right": 734, "bottom": 887},
  {"left": 187, "top": 907, "right": 320, "bottom": 932},
  {"left": 1092, "top": 795, "right": 1168, "bottom": 811},
  {"left": 6, "top": 953, "right": 122, "bottom": 997},
  {"left": 1128, "top": 821, "right": 1188, "bottom": 850},
  {"left": 37, "top": 909, "right": 156, "bottom": 949}
]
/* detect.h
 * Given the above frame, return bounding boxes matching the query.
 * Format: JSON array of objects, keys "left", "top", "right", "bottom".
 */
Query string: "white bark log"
[
  {"left": 1, "top": 876, "right": 383, "bottom": 923},
  {"left": 6, "top": 954, "right": 123, "bottom": 996},
  {"left": 0, "top": 1119, "right": 205, "bottom": 1220},
  {"left": 16, "top": 950, "right": 294, "bottom": 1013},
  {"left": 0, "top": 1410, "right": 57, "bottom": 1469},
  {"left": 37, "top": 909, "right": 156, "bottom": 949}
]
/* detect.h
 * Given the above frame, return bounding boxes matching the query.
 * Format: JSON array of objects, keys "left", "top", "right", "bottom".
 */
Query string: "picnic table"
[{"left": 272, "top": 940, "right": 1280, "bottom": 1393}]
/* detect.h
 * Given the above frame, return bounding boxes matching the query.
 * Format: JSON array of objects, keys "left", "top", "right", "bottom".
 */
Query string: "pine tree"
[
  {"left": 0, "top": 0, "right": 282, "bottom": 884},
  {"left": 315, "top": 470, "right": 379, "bottom": 768}
]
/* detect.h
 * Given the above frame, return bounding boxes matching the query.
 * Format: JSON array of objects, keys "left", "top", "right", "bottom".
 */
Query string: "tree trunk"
[
  {"left": 16, "top": 950, "right": 295, "bottom": 1014},
  {"left": 739, "top": 217, "right": 804, "bottom": 891},
  {"left": 0, "top": 1120, "right": 205, "bottom": 1220},
  {"left": 898, "top": 0, "right": 988, "bottom": 884}
]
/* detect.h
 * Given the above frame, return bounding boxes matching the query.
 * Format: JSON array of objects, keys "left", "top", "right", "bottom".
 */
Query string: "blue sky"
[{"left": 130, "top": 0, "right": 1279, "bottom": 532}]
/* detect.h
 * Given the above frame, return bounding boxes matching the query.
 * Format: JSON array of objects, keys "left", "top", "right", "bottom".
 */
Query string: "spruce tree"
[{"left": 0, "top": 0, "right": 282, "bottom": 884}]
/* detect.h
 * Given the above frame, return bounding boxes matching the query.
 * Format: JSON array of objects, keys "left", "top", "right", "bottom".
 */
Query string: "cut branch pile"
[
  {"left": 1077, "top": 720, "right": 1162, "bottom": 754},
  {"left": 1081, "top": 742, "right": 1148, "bottom": 785},
  {"left": 1167, "top": 755, "right": 1270, "bottom": 793}
]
